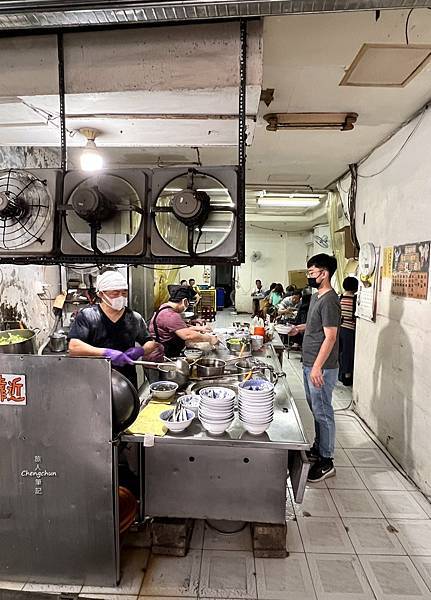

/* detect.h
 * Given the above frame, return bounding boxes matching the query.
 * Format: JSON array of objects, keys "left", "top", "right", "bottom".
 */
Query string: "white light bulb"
[{"left": 80, "top": 140, "right": 103, "bottom": 171}]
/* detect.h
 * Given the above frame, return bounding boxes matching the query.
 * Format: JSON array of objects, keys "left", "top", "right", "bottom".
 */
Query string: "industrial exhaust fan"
[
  {"left": 150, "top": 166, "right": 238, "bottom": 260},
  {"left": 60, "top": 170, "right": 147, "bottom": 258},
  {"left": 0, "top": 166, "right": 243, "bottom": 265},
  {"left": 0, "top": 169, "right": 59, "bottom": 256}
]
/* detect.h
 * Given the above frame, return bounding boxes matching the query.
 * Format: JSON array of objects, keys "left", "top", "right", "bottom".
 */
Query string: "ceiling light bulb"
[
  {"left": 80, "top": 140, "right": 103, "bottom": 171},
  {"left": 78, "top": 128, "right": 103, "bottom": 172}
]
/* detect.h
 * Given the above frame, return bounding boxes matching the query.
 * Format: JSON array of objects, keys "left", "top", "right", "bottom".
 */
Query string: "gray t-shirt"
[{"left": 302, "top": 290, "right": 341, "bottom": 369}]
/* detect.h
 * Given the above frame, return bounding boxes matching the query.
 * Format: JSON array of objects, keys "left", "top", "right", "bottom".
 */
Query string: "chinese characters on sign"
[
  {"left": 382, "top": 247, "right": 394, "bottom": 279},
  {"left": 0, "top": 374, "right": 26, "bottom": 405},
  {"left": 392, "top": 241, "right": 430, "bottom": 300}
]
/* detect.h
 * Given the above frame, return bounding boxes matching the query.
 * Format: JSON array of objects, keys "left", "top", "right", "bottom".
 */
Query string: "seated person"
[
  {"left": 149, "top": 285, "right": 218, "bottom": 358},
  {"left": 266, "top": 283, "right": 284, "bottom": 319},
  {"left": 188, "top": 278, "right": 201, "bottom": 305},
  {"left": 277, "top": 291, "right": 301, "bottom": 319},
  {"left": 289, "top": 288, "right": 312, "bottom": 349},
  {"left": 251, "top": 279, "right": 265, "bottom": 316}
]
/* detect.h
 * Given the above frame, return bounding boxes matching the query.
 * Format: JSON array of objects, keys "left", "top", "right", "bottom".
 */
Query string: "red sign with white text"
[{"left": 0, "top": 374, "right": 27, "bottom": 405}]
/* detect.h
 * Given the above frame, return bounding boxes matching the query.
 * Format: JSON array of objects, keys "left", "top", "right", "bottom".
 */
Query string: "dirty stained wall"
[
  {"left": 340, "top": 107, "right": 431, "bottom": 495},
  {"left": 0, "top": 146, "right": 62, "bottom": 337}
]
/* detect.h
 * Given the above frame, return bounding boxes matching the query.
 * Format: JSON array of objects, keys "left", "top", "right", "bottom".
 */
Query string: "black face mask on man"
[{"left": 307, "top": 270, "right": 325, "bottom": 289}]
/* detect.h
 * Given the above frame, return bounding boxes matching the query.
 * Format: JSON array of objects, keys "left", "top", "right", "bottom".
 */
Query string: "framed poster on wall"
[{"left": 392, "top": 241, "right": 430, "bottom": 300}]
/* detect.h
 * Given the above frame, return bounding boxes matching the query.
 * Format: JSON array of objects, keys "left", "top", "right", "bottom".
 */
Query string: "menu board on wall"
[
  {"left": 356, "top": 247, "right": 380, "bottom": 322},
  {"left": 392, "top": 241, "right": 430, "bottom": 300}
]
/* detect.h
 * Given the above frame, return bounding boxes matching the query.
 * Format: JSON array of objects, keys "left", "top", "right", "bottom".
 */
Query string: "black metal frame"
[{"left": 0, "top": 19, "right": 248, "bottom": 266}]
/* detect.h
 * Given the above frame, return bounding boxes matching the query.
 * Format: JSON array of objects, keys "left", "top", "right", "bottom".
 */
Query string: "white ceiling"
[{"left": 249, "top": 9, "right": 431, "bottom": 190}]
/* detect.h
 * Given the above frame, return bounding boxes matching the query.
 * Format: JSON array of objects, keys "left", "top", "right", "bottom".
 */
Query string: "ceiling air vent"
[{"left": 340, "top": 43, "right": 431, "bottom": 88}]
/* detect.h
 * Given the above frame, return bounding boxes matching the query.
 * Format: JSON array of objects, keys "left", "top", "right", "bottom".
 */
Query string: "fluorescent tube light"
[
  {"left": 256, "top": 190, "right": 322, "bottom": 207},
  {"left": 257, "top": 191, "right": 325, "bottom": 199},
  {"left": 257, "top": 198, "right": 320, "bottom": 208}
]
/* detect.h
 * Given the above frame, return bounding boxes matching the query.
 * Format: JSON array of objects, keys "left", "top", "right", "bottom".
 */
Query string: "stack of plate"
[
  {"left": 198, "top": 387, "right": 236, "bottom": 436},
  {"left": 238, "top": 378, "right": 275, "bottom": 435}
]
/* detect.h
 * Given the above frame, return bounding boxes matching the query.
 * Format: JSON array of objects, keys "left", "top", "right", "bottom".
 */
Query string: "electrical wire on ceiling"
[
  {"left": 405, "top": 7, "right": 431, "bottom": 45},
  {"left": 249, "top": 223, "right": 289, "bottom": 234},
  {"left": 358, "top": 105, "right": 428, "bottom": 179}
]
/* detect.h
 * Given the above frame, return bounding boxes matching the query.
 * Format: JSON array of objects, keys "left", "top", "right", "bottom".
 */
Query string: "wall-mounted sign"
[
  {"left": 382, "top": 247, "right": 393, "bottom": 279},
  {"left": 0, "top": 374, "right": 27, "bottom": 405},
  {"left": 392, "top": 241, "right": 430, "bottom": 300}
]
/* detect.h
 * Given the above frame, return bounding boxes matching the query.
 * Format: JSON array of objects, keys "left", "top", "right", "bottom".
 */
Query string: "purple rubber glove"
[
  {"left": 125, "top": 346, "right": 146, "bottom": 361},
  {"left": 103, "top": 348, "right": 134, "bottom": 367}
]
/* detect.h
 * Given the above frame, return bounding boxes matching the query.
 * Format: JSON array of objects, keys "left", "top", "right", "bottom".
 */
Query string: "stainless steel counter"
[
  {"left": 122, "top": 341, "right": 310, "bottom": 523},
  {"left": 122, "top": 343, "right": 308, "bottom": 451}
]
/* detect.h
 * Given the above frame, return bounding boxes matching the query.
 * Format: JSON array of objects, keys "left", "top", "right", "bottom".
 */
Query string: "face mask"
[
  {"left": 103, "top": 293, "right": 127, "bottom": 311},
  {"left": 307, "top": 270, "right": 324, "bottom": 289}
]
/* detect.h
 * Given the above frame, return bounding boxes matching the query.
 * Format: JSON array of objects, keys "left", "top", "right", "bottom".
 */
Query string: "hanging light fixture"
[{"left": 79, "top": 128, "right": 104, "bottom": 171}]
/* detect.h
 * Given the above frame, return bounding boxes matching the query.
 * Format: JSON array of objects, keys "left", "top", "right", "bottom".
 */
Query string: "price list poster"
[{"left": 392, "top": 241, "right": 430, "bottom": 300}]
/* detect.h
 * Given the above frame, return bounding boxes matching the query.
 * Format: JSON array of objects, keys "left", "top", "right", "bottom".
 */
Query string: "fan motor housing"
[
  {"left": 71, "top": 186, "right": 115, "bottom": 223},
  {"left": 171, "top": 189, "right": 211, "bottom": 226}
]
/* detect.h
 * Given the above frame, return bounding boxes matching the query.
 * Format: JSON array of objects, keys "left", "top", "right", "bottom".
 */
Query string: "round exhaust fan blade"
[
  {"left": 65, "top": 174, "right": 143, "bottom": 254},
  {"left": 154, "top": 173, "right": 235, "bottom": 255},
  {"left": 0, "top": 170, "right": 53, "bottom": 250}
]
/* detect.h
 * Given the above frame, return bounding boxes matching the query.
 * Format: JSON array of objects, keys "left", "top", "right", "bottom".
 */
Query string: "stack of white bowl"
[
  {"left": 198, "top": 387, "right": 235, "bottom": 435},
  {"left": 238, "top": 378, "right": 275, "bottom": 435}
]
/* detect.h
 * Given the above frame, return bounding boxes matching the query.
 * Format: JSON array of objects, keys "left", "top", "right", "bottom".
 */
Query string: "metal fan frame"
[
  {"left": 60, "top": 169, "right": 148, "bottom": 259},
  {"left": 0, "top": 168, "right": 59, "bottom": 257},
  {"left": 150, "top": 165, "right": 239, "bottom": 260}
]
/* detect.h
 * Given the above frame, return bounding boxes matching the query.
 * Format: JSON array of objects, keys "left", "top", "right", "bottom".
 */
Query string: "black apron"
[{"left": 152, "top": 305, "right": 186, "bottom": 358}]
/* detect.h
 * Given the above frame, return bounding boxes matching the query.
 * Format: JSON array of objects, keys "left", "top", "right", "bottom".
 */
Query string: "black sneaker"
[
  {"left": 305, "top": 446, "right": 320, "bottom": 462},
  {"left": 307, "top": 458, "right": 335, "bottom": 482}
]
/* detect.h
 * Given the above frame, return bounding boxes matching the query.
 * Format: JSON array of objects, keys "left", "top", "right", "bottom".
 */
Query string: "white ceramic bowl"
[
  {"left": 150, "top": 381, "right": 179, "bottom": 400},
  {"left": 160, "top": 408, "right": 194, "bottom": 432},
  {"left": 199, "top": 410, "right": 234, "bottom": 421},
  {"left": 241, "top": 421, "right": 272, "bottom": 435},
  {"left": 199, "top": 387, "right": 236, "bottom": 403},
  {"left": 200, "top": 417, "right": 234, "bottom": 435},
  {"left": 239, "top": 379, "right": 274, "bottom": 393}
]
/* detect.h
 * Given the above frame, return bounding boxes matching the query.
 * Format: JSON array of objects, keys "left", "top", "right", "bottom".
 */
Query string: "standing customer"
[
  {"left": 291, "top": 254, "right": 340, "bottom": 482},
  {"left": 339, "top": 277, "right": 358, "bottom": 386}
]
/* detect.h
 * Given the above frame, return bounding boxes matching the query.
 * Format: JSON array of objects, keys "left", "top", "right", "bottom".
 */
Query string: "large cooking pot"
[
  {"left": 0, "top": 328, "right": 38, "bottom": 354},
  {"left": 196, "top": 358, "right": 226, "bottom": 378},
  {"left": 111, "top": 370, "right": 140, "bottom": 434}
]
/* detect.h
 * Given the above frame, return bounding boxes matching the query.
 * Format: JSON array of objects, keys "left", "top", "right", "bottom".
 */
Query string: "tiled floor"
[{"left": 2, "top": 332, "right": 431, "bottom": 599}]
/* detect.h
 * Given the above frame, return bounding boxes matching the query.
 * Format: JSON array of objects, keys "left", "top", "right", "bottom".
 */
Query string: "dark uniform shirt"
[{"left": 68, "top": 305, "right": 153, "bottom": 387}]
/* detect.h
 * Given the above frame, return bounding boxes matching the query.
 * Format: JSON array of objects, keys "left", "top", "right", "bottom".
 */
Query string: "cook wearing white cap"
[{"left": 68, "top": 269, "right": 161, "bottom": 388}]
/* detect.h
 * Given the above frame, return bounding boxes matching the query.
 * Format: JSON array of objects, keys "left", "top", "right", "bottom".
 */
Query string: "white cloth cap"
[{"left": 96, "top": 271, "right": 128, "bottom": 292}]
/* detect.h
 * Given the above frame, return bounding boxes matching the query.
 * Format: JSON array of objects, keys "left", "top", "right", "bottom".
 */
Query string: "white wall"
[
  {"left": 235, "top": 226, "right": 309, "bottom": 313},
  {"left": 340, "top": 108, "right": 431, "bottom": 494}
]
